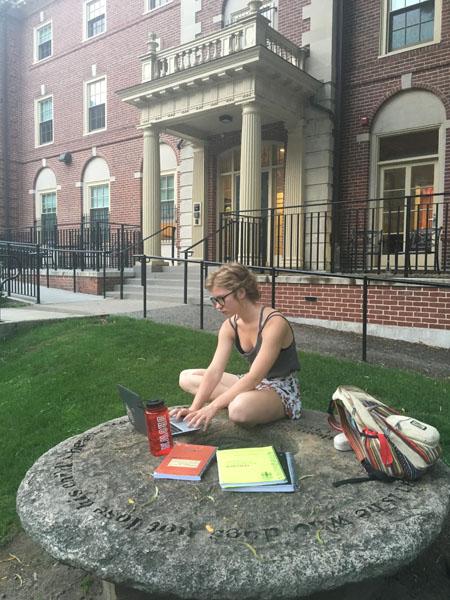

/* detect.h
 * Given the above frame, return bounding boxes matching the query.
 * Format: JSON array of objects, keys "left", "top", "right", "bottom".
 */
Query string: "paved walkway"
[{"left": 1, "top": 287, "right": 449, "bottom": 379}]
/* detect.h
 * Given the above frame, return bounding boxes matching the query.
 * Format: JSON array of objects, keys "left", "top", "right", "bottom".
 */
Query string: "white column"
[
  {"left": 285, "top": 120, "right": 304, "bottom": 208},
  {"left": 284, "top": 120, "right": 305, "bottom": 267},
  {"left": 142, "top": 126, "right": 161, "bottom": 257},
  {"left": 239, "top": 102, "right": 261, "bottom": 213},
  {"left": 191, "top": 144, "right": 206, "bottom": 258}
]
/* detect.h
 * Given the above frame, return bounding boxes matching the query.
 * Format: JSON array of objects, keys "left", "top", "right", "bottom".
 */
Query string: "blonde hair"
[{"left": 206, "top": 262, "right": 260, "bottom": 302}]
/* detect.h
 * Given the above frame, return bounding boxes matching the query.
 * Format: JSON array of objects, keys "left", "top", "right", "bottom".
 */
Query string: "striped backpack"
[{"left": 328, "top": 385, "right": 442, "bottom": 486}]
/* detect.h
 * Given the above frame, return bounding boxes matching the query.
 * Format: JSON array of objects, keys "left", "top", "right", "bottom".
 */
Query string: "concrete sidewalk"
[
  {"left": 0, "top": 287, "right": 170, "bottom": 322},
  {"left": 1, "top": 287, "right": 449, "bottom": 379}
]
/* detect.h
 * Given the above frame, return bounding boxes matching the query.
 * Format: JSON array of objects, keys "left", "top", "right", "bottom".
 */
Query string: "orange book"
[{"left": 153, "top": 443, "right": 217, "bottom": 481}]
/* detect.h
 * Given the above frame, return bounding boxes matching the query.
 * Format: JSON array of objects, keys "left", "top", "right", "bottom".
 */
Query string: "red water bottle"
[{"left": 144, "top": 400, "right": 173, "bottom": 456}]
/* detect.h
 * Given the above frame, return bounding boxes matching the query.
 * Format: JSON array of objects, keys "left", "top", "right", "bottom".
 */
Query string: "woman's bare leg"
[
  {"left": 228, "top": 388, "right": 285, "bottom": 426},
  {"left": 179, "top": 368, "right": 239, "bottom": 400}
]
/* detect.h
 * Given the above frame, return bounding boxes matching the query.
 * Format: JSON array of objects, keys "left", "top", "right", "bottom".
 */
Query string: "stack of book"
[
  {"left": 216, "top": 445, "right": 298, "bottom": 493},
  {"left": 153, "top": 443, "right": 217, "bottom": 481}
]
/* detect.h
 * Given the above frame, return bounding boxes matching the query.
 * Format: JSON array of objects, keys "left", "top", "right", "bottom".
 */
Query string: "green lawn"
[{"left": 0, "top": 316, "right": 448, "bottom": 544}]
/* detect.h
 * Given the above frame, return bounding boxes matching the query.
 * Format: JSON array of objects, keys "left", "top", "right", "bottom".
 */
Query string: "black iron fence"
[
  {"left": 0, "top": 242, "right": 40, "bottom": 300},
  {"left": 0, "top": 222, "right": 142, "bottom": 270},
  {"left": 0, "top": 225, "right": 178, "bottom": 301},
  {"left": 219, "top": 193, "right": 450, "bottom": 275}
]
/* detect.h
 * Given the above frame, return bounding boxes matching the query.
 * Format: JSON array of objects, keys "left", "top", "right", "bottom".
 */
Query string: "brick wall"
[
  {"left": 0, "top": 7, "right": 22, "bottom": 231},
  {"left": 15, "top": 0, "right": 182, "bottom": 227},
  {"left": 259, "top": 281, "right": 450, "bottom": 332},
  {"left": 45, "top": 273, "right": 121, "bottom": 295},
  {"left": 340, "top": 0, "right": 450, "bottom": 206},
  {"left": 197, "top": 0, "right": 307, "bottom": 47}
]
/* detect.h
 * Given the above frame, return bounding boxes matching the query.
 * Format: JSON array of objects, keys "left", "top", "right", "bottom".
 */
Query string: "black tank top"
[{"left": 228, "top": 307, "right": 300, "bottom": 379}]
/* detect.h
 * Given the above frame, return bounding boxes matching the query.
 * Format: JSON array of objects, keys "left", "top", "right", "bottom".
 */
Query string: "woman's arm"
[
  {"left": 190, "top": 321, "right": 235, "bottom": 409},
  {"left": 171, "top": 320, "right": 235, "bottom": 421},
  {"left": 186, "top": 315, "right": 291, "bottom": 428}
]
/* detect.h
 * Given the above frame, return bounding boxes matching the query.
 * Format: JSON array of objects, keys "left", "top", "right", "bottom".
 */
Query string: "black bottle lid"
[{"left": 145, "top": 399, "right": 166, "bottom": 410}]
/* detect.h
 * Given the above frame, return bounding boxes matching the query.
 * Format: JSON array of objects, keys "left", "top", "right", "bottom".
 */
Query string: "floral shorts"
[{"left": 240, "top": 372, "right": 302, "bottom": 420}]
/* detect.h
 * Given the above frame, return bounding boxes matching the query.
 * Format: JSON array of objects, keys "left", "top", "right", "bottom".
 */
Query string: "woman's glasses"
[{"left": 209, "top": 290, "right": 235, "bottom": 307}]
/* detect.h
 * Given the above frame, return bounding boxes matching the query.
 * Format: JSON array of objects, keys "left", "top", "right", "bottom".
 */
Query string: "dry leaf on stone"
[
  {"left": 141, "top": 486, "right": 159, "bottom": 507},
  {"left": 239, "top": 542, "right": 262, "bottom": 561}
]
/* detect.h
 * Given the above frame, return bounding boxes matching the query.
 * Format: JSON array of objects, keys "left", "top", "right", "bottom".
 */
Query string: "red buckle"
[{"left": 363, "top": 428, "right": 393, "bottom": 466}]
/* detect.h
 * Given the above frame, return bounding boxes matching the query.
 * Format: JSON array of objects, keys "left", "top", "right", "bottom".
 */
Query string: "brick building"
[
  {"left": 0, "top": 0, "right": 335, "bottom": 261},
  {"left": 339, "top": 0, "right": 450, "bottom": 275},
  {"left": 0, "top": 0, "right": 449, "bottom": 346}
]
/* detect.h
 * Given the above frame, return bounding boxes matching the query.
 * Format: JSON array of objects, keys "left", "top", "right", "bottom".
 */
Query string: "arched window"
[
  {"left": 83, "top": 157, "right": 111, "bottom": 229},
  {"left": 35, "top": 168, "right": 57, "bottom": 240},
  {"left": 371, "top": 90, "right": 445, "bottom": 259},
  {"left": 223, "top": 0, "right": 278, "bottom": 29}
]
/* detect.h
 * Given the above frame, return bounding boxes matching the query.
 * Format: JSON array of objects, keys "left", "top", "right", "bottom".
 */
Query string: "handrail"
[
  {"left": 0, "top": 253, "right": 22, "bottom": 320},
  {"left": 183, "top": 223, "right": 225, "bottom": 256},
  {"left": 134, "top": 253, "right": 450, "bottom": 361},
  {"left": 222, "top": 191, "right": 449, "bottom": 216},
  {"left": 181, "top": 222, "right": 231, "bottom": 304}
]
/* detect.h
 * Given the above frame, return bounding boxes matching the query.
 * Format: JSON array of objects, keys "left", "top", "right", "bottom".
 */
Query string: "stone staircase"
[{"left": 106, "top": 263, "right": 208, "bottom": 305}]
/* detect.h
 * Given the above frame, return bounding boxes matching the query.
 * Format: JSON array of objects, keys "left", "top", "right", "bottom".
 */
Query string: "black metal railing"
[
  {"left": 0, "top": 223, "right": 178, "bottom": 302},
  {"left": 134, "top": 252, "right": 450, "bottom": 362},
  {"left": 0, "top": 242, "right": 41, "bottom": 301},
  {"left": 0, "top": 222, "right": 142, "bottom": 271},
  {"left": 219, "top": 193, "right": 450, "bottom": 275}
]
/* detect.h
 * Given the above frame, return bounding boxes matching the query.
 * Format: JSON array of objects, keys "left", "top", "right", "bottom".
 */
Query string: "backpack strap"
[
  {"left": 333, "top": 460, "right": 398, "bottom": 487},
  {"left": 327, "top": 399, "right": 343, "bottom": 432}
]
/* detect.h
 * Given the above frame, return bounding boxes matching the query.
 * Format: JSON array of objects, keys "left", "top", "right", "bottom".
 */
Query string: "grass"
[
  {"left": 0, "top": 296, "right": 29, "bottom": 310},
  {"left": 0, "top": 316, "right": 448, "bottom": 544}
]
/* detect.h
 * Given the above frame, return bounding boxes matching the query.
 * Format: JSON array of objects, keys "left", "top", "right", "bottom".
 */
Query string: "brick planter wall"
[
  {"left": 258, "top": 277, "right": 450, "bottom": 347},
  {"left": 43, "top": 272, "right": 122, "bottom": 295}
]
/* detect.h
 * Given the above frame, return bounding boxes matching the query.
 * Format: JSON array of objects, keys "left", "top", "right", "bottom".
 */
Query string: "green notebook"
[{"left": 216, "top": 446, "right": 287, "bottom": 488}]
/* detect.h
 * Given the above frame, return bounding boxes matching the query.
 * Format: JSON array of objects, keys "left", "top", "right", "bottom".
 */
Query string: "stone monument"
[{"left": 17, "top": 410, "right": 450, "bottom": 599}]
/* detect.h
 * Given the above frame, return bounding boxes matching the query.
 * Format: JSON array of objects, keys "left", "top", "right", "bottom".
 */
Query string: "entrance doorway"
[{"left": 218, "top": 143, "right": 285, "bottom": 264}]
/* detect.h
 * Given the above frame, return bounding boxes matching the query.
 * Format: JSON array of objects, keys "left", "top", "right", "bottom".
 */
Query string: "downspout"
[
  {"left": 0, "top": 6, "right": 11, "bottom": 231},
  {"left": 331, "top": 0, "right": 344, "bottom": 272}
]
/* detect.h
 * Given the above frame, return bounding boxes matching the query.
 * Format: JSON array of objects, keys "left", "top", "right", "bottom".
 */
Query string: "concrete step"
[
  {"left": 122, "top": 278, "right": 201, "bottom": 287},
  {"left": 109, "top": 261, "right": 211, "bottom": 303},
  {"left": 132, "top": 264, "right": 210, "bottom": 281}
]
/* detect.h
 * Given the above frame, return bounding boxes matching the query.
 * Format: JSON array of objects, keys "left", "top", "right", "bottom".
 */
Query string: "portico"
[{"left": 118, "top": 1, "right": 321, "bottom": 258}]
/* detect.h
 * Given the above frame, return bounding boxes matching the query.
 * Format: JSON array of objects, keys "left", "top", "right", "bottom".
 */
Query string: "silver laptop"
[{"left": 117, "top": 384, "right": 200, "bottom": 436}]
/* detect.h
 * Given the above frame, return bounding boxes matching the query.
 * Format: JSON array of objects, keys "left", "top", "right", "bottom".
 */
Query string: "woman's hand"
[
  {"left": 183, "top": 403, "right": 218, "bottom": 431},
  {"left": 169, "top": 406, "right": 193, "bottom": 421}
]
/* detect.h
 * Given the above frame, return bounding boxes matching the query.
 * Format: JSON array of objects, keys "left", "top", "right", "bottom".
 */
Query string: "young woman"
[{"left": 171, "top": 263, "right": 301, "bottom": 431}]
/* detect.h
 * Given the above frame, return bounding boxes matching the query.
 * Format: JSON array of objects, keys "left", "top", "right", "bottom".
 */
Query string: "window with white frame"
[
  {"left": 36, "top": 96, "right": 53, "bottom": 146},
  {"left": 86, "top": 78, "right": 106, "bottom": 133},
  {"left": 85, "top": 0, "right": 106, "bottom": 39},
  {"left": 35, "top": 22, "right": 52, "bottom": 61},
  {"left": 147, "top": 0, "right": 171, "bottom": 11},
  {"left": 160, "top": 174, "right": 175, "bottom": 230},
  {"left": 89, "top": 183, "right": 110, "bottom": 226},
  {"left": 40, "top": 191, "right": 57, "bottom": 233},
  {"left": 386, "top": 0, "right": 436, "bottom": 52}
]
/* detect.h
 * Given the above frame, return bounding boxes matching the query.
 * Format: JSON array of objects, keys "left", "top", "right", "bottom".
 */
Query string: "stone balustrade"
[{"left": 141, "top": 11, "right": 308, "bottom": 83}]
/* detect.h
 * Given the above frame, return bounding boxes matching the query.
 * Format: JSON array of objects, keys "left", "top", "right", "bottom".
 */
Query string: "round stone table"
[{"left": 17, "top": 410, "right": 450, "bottom": 600}]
